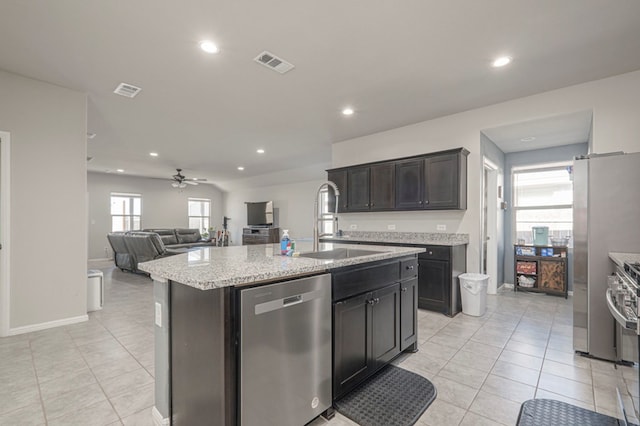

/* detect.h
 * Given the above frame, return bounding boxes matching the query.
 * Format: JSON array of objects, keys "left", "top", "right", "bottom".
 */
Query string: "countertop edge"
[{"left": 139, "top": 245, "right": 425, "bottom": 290}]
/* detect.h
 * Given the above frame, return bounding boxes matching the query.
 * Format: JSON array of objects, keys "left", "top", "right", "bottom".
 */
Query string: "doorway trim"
[
  {"left": 0, "top": 131, "right": 11, "bottom": 337},
  {"left": 481, "top": 156, "right": 499, "bottom": 294}
]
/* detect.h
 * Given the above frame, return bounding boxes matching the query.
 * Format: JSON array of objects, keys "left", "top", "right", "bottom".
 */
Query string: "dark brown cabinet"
[
  {"left": 370, "top": 163, "right": 395, "bottom": 210},
  {"left": 400, "top": 276, "right": 418, "bottom": 351},
  {"left": 424, "top": 152, "right": 467, "bottom": 210},
  {"left": 418, "top": 245, "right": 466, "bottom": 317},
  {"left": 333, "top": 292, "right": 372, "bottom": 398},
  {"left": 347, "top": 167, "right": 370, "bottom": 211},
  {"left": 328, "top": 147, "right": 468, "bottom": 213},
  {"left": 327, "top": 170, "right": 348, "bottom": 213},
  {"left": 332, "top": 257, "right": 415, "bottom": 399},
  {"left": 395, "top": 159, "right": 423, "bottom": 209}
]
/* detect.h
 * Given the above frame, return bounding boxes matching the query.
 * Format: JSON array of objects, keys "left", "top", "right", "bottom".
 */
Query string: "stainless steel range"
[{"left": 606, "top": 261, "right": 640, "bottom": 362}]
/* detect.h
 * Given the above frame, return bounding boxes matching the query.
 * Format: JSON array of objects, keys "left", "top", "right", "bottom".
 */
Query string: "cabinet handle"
[
  {"left": 418, "top": 200, "right": 423, "bottom": 204},
  {"left": 374, "top": 298, "right": 380, "bottom": 304},
  {"left": 428, "top": 251, "right": 433, "bottom": 255},
  {"left": 425, "top": 200, "right": 429, "bottom": 204},
  {"left": 365, "top": 203, "right": 370, "bottom": 207},
  {"left": 367, "top": 299, "right": 375, "bottom": 306},
  {"left": 406, "top": 265, "right": 414, "bottom": 270},
  {"left": 371, "top": 202, "right": 374, "bottom": 207},
  {"left": 401, "top": 287, "right": 407, "bottom": 292}
]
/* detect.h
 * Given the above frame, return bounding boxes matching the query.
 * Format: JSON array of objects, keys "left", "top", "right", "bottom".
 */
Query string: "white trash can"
[
  {"left": 459, "top": 273, "right": 489, "bottom": 316},
  {"left": 87, "top": 269, "right": 104, "bottom": 312}
]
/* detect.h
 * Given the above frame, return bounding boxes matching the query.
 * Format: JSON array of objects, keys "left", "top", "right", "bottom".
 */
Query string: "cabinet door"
[
  {"left": 424, "top": 153, "right": 459, "bottom": 209},
  {"left": 400, "top": 277, "right": 418, "bottom": 351},
  {"left": 333, "top": 292, "right": 372, "bottom": 398},
  {"left": 371, "top": 284, "right": 400, "bottom": 366},
  {"left": 370, "top": 163, "right": 395, "bottom": 210},
  {"left": 418, "top": 259, "right": 450, "bottom": 315},
  {"left": 327, "top": 170, "right": 348, "bottom": 213},
  {"left": 347, "top": 167, "right": 371, "bottom": 211},
  {"left": 395, "top": 160, "right": 424, "bottom": 209}
]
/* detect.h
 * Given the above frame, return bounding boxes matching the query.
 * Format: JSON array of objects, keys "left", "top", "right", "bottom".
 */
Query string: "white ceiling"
[
  {"left": 482, "top": 110, "right": 593, "bottom": 153},
  {"left": 1, "top": 1, "right": 640, "bottom": 189}
]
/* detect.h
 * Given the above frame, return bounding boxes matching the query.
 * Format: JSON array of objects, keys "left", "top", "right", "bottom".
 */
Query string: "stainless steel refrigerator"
[{"left": 573, "top": 152, "right": 640, "bottom": 361}]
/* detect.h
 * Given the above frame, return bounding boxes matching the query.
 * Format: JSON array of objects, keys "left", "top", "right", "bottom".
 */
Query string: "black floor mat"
[
  {"left": 334, "top": 365, "right": 437, "bottom": 426},
  {"left": 517, "top": 399, "right": 622, "bottom": 426}
]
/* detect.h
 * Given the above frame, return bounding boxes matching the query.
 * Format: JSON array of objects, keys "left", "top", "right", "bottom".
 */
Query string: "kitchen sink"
[{"left": 298, "top": 248, "right": 383, "bottom": 260}]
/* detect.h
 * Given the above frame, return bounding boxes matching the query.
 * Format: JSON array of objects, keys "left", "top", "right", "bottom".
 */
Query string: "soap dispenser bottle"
[{"left": 280, "top": 229, "right": 290, "bottom": 255}]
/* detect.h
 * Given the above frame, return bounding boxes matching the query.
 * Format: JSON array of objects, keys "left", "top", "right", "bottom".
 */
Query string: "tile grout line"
[{"left": 28, "top": 337, "right": 49, "bottom": 426}]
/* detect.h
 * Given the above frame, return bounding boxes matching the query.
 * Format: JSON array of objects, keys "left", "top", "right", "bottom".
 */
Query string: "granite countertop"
[
  {"left": 320, "top": 231, "right": 469, "bottom": 246},
  {"left": 138, "top": 242, "right": 424, "bottom": 290},
  {"left": 609, "top": 252, "right": 640, "bottom": 268}
]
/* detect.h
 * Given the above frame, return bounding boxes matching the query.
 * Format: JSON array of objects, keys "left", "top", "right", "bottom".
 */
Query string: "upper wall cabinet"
[{"left": 328, "top": 148, "right": 468, "bottom": 213}]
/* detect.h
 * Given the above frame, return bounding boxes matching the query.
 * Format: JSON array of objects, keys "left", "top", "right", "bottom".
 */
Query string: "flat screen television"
[{"left": 246, "top": 201, "right": 274, "bottom": 227}]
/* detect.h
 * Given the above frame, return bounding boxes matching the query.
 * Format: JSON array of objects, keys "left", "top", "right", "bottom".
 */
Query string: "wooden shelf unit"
[{"left": 514, "top": 244, "right": 568, "bottom": 298}]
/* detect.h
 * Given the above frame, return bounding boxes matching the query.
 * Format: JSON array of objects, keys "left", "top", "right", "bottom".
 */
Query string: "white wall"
[
  {"left": 224, "top": 179, "right": 326, "bottom": 245},
  {"left": 0, "top": 69, "right": 87, "bottom": 333},
  {"left": 88, "top": 172, "right": 224, "bottom": 259},
  {"left": 333, "top": 70, "right": 640, "bottom": 275}
]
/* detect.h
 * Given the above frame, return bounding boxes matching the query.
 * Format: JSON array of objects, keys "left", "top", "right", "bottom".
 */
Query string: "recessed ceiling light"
[
  {"left": 200, "top": 40, "right": 219, "bottom": 54},
  {"left": 149, "top": 152, "right": 159, "bottom": 157},
  {"left": 256, "top": 149, "right": 265, "bottom": 154},
  {"left": 116, "top": 169, "right": 125, "bottom": 173},
  {"left": 342, "top": 107, "right": 355, "bottom": 116},
  {"left": 237, "top": 166, "right": 245, "bottom": 171},
  {"left": 492, "top": 56, "right": 512, "bottom": 68},
  {"left": 87, "top": 133, "right": 96, "bottom": 139},
  {"left": 520, "top": 136, "right": 536, "bottom": 142}
]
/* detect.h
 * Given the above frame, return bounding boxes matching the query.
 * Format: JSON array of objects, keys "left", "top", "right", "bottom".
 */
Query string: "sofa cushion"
[
  {"left": 175, "top": 228, "right": 201, "bottom": 244},
  {"left": 143, "top": 229, "right": 178, "bottom": 245}
]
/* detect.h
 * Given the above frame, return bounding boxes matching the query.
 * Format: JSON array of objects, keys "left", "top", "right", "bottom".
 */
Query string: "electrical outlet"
[
  {"left": 387, "top": 224, "right": 396, "bottom": 230},
  {"left": 155, "top": 302, "right": 162, "bottom": 327},
  {"left": 437, "top": 224, "right": 447, "bottom": 231},
  {"left": 349, "top": 224, "right": 358, "bottom": 230}
]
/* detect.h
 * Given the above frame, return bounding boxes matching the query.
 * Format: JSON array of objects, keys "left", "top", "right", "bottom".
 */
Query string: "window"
[
  {"left": 513, "top": 163, "right": 573, "bottom": 245},
  {"left": 318, "top": 188, "right": 334, "bottom": 236},
  {"left": 111, "top": 193, "right": 141, "bottom": 232},
  {"left": 188, "top": 198, "right": 210, "bottom": 233}
]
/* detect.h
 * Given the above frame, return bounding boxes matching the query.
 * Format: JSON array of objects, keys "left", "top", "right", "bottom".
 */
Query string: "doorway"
[
  {"left": 481, "top": 157, "right": 499, "bottom": 294},
  {"left": 0, "top": 131, "right": 10, "bottom": 336}
]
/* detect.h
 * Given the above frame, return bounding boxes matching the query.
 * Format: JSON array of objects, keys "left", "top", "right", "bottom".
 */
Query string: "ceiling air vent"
[
  {"left": 113, "top": 83, "right": 142, "bottom": 98},
  {"left": 254, "top": 51, "right": 295, "bottom": 74}
]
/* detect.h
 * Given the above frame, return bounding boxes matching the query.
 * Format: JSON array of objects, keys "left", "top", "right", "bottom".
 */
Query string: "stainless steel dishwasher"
[{"left": 239, "top": 273, "right": 332, "bottom": 426}]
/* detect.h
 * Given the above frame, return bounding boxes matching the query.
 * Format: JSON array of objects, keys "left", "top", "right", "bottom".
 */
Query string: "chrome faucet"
[{"left": 313, "top": 181, "right": 340, "bottom": 251}]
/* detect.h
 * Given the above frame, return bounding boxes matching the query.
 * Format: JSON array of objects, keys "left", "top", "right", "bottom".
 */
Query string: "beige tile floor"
[{"left": 0, "top": 262, "right": 638, "bottom": 426}]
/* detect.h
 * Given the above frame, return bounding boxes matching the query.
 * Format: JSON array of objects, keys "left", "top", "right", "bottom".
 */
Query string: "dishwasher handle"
[
  {"left": 283, "top": 295, "right": 303, "bottom": 307},
  {"left": 254, "top": 289, "right": 323, "bottom": 315}
]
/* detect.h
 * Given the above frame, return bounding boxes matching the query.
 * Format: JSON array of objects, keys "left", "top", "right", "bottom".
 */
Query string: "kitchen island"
[{"left": 138, "top": 241, "right": 424, "bottom": 426}]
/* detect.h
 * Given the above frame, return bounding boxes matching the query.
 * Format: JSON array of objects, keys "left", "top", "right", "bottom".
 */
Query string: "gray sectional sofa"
[
  {"left": 142, "top": 228, "right": 213, "bottom": 249},
  {"left": 107, "top": 229, "right": 213, "bottom": 274}
]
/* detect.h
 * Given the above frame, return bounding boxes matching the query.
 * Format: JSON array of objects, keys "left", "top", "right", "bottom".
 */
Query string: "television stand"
[{"left": 242, "top": 227, "right": 280, "bottom": 245}]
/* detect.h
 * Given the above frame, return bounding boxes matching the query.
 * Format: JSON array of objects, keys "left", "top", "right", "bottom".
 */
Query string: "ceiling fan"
[{"left": 171, "top": 169, "right": 206, "bottom": 188}]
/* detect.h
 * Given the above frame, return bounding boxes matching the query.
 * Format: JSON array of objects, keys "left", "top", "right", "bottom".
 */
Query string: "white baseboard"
[
  {"left": 152, "top": 407, "right": 170, "bottom": 426},
  {"left": 8, "top": 314, "right": 88, "bottom": 336}
]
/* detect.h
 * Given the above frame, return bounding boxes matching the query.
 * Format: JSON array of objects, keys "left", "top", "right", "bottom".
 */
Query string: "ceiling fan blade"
[{"left": 184, "top": 181, "right": 198, "bottom": 186}]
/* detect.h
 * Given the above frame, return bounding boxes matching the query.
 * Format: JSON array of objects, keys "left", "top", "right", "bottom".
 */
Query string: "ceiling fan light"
[
  {"left": 179, "top": 183, "right": 187, "bottom": 189},
  {"left": 172, "top": 182, "right": 179, "bottom": 188}
]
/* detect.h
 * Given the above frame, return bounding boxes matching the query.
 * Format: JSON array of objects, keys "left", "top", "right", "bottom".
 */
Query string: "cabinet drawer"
[
  {"left": 400, "top": 258, "right": 418, "bottom": 280},
  {"left": 333, "top": 260, "right": 400, "bottom": 301},
  {"left": 418, "top": 246, "right": 450, "bottom": 261}
]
